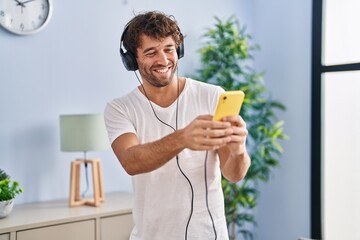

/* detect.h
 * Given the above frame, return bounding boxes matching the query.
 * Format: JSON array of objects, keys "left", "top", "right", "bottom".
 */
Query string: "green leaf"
[{"left": 0, "top": 169, "right": 23, "bottom": 201}]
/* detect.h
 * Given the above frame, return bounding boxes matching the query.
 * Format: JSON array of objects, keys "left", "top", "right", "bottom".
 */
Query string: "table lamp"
[{"left": 60, "top": 113, "right": 109, "bottom": 207}]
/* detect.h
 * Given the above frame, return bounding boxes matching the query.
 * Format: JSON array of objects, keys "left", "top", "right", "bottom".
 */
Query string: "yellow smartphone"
[{"left": 213, "top": 90, "right": 245, "bottom": 121}]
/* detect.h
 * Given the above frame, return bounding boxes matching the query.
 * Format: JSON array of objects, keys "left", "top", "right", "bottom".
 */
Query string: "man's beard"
[{"left": 140, "top": 62, "right": 177, "bottom": 88}]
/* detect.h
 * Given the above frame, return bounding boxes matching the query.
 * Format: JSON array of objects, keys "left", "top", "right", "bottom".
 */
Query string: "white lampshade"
[{"left": 60, "top": 114, "right": 109, "bottom": 152}]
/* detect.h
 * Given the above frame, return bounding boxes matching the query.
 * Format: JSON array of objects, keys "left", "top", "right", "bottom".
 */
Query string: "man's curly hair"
[{"left": 122, "top": 11, "right": 184, "bottom": 58}]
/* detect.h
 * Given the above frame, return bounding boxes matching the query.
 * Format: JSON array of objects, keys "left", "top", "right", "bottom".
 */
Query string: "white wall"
[
  {"left": 0, "top": 0, "right": 311, "bottom": 239},
  {"left": 252, "top": 0, "right": 312, "bottom": 239}
]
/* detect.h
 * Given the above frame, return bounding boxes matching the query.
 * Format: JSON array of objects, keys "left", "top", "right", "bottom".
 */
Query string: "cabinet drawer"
[
  {"left": 0, "top": 233, "right": 10, "bottom": 240},
  {"left": 101, "top": 214, "right": 133, "bottom": 240},
  {"left": 17, "top": 220, "right": 95, "bottom": 240}
]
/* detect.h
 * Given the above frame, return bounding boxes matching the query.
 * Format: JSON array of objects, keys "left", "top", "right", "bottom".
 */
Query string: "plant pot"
[{"left": 0, "top": 199, "right": 14, "bottom": 218}]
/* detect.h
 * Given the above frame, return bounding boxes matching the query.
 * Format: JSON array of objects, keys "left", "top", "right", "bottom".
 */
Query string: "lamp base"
[{"left": 69, "top": 159, "right": 104, "bottom": 207}]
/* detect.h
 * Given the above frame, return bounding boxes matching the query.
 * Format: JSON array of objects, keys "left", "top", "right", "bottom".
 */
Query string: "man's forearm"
[
  {"left": 221, "top": 150, "right": 251, "bottom": 183},
  {"left": 118, "top": 131, "right": 185, "bottom": 176}
]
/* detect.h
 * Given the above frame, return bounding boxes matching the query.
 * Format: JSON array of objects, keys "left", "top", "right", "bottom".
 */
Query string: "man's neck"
[{"left": 139, "top": 77, "right": 186, "bottom": 108}]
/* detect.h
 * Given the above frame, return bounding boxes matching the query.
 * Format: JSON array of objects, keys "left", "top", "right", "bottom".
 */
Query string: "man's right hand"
[{"left": 179, "top": 114, "right": 234, "bottom": 151}]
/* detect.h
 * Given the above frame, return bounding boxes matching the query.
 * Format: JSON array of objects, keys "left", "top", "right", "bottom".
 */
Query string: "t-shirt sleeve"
[{"left": 104, "top": 100, "right": 136, "bottom": 144}]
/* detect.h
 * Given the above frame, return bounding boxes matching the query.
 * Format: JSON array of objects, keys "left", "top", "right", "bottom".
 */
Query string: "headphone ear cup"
[
  {"left": 119, "top": 25, "right": 138, "bottom": 71},
  {"left": 120, "top": 48, "right": 138, "bottom": 71},
  {"left": 177, "top": 42, "right": 184, "bottom": 59}
]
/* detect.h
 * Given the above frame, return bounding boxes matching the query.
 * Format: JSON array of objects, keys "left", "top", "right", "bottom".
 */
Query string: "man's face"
[{"left": 136, "top": 34, "right": 178, "bottom": 88}]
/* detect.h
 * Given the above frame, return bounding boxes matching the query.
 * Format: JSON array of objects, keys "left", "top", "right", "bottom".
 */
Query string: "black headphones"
[{"left": 119, "top": 25, "right": 185, "bottom": 71}]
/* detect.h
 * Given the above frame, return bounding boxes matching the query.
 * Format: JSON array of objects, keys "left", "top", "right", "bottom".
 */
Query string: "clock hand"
[
  {"left": 14, "top": 0, "right": 26, "bottom": 7},
  {"left": 22, "top": 0, "right": 36, "bottom": 5},
  {"left": 13, "top": 0, "right": 26, "bottom": 14}
]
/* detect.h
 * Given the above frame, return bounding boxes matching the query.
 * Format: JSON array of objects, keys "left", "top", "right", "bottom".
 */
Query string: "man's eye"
[{"left": 145, "top": 52, "right": 155, "bottom": 57}]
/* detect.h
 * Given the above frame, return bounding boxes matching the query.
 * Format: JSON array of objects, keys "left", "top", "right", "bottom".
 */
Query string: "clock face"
[{"left": 0, "top": 0, "right": 52, "bottom": 35}]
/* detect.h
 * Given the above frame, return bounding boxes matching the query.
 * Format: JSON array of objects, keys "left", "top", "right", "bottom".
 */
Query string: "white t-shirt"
[{"left": 104, "top": 78, "right": 229, "bottom": 240}]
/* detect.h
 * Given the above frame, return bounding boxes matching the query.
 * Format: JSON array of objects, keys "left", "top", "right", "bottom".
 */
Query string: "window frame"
[{"left": 311, "top": 0, "right": 360, "bottom": 238}]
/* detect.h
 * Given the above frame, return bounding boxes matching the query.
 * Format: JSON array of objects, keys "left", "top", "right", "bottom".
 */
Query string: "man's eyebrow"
[{"left": 164, "top": 43, "right": 176, "bottom": 49}]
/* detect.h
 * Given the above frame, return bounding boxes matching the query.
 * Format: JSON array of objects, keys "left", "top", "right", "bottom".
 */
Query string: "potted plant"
[
  {"left": 193, "top": 16, "right": 288, "bottom": 239},
  {"left": 0, "top": 169, "right": 23, "bottom": 218}
]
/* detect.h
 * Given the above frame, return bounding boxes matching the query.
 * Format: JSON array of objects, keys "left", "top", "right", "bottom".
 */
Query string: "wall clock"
[{"left": 0, "top": 0, "right": 53, "bottom": 35}]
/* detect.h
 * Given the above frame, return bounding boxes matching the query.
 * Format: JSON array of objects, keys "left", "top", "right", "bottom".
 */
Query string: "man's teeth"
[{"left": 156, "top": 68, "right": 168, "bottom": 73}]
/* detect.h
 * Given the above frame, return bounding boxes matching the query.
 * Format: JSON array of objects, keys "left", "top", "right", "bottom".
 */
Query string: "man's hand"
[
  {"left": 215, "top": 114, "right": 250, "bottom": 183},
  {"left": 221, "top": 115, "right": 248, "bottom": 155},
  {"left": 180, "top": 114, "right": 234, "bottom": 151}
]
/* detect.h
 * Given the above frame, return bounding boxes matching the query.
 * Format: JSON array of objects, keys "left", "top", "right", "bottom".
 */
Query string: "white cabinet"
[
  {"left": 17, "top": 220, "right": 95, "bottom": 240},
  {"left": 101, "top": 214, "right": 133, "bottom": 240},
  {"left": 0, "top": 192, "right": 133, "bottom": 240},
  {"left": 0, "top": 234, "right": 10, "bottom": 240}
]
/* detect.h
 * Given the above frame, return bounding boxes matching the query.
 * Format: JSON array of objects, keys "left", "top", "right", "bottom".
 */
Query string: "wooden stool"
[{"left": 69, "top": 159, "right": 105, "bottom": 207}]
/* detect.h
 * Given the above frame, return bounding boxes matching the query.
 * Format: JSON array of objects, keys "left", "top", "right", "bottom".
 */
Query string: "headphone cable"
[
  {"left": 134, "top": 72, "right": 217, "bottom": 240},
  {"left": 204, "top": 150, "right": 217, "bottom": 239},
  {"left": 134, "top": 72, "right": 194, "bottom": 240}
]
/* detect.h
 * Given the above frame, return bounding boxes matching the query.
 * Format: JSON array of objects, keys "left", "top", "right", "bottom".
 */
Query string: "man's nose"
[{"left": 155, "top": 51, "right": 169, "bottom": 66}]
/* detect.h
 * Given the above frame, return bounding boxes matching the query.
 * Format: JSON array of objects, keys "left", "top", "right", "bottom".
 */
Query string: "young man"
[{"left": 105, "top": 11, "right": 251, "bottom": 240}]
